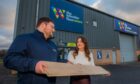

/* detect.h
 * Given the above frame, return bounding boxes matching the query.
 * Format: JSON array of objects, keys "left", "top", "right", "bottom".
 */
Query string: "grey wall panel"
[
  {"left": 53, "top": 31, "right": 83, "bottom": 45},
  {"left": 16, "top": 0, "right": 37, "bottom": 36},
  {"left": 38, "top": 0, "right": 50, "bottom": 18},
  {"left": 15, "top": 0, "right": 120, "bottom": 49},
  {"left": 83, "top": 8, "right": 120, "bottom": 49}
]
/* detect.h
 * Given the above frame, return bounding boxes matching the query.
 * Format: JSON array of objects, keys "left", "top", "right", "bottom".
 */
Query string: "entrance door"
[{"left": 112, "top": 51, "right": 116, "bottom": 64}]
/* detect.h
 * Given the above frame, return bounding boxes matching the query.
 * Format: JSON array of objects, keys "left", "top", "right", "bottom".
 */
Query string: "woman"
[{"left": 67, "top": 36, "right": 95, "bottom": 84}]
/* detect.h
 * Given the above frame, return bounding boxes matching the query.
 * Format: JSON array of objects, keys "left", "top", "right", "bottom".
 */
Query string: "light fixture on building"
[
  {"left": 86, "top": 21, "right": 89, "bottom": 24},
  {"left": 92, "top": 21, "right": 97, "bottom": 27}
]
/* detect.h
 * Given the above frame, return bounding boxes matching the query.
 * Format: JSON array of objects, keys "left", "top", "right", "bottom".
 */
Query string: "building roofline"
[{"left": 68, "top": 0, "right": 140, "bottom": 27}]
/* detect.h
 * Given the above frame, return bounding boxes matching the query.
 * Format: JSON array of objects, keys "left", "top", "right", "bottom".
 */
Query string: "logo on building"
[
  {"left": 118, "top": 21, "right": 134, "bottom": 33},
  {"left": 118, "top": 21, "right": 125, "bottom": 31},
  {"left": 51, "top": 6, "right": 82, "bottom": 24},
  {"left": 51, "top": 6, "right": 65, "bottom": 19},
  {"left": 115, "top": 19, "right": 138, "bottom": 35}
]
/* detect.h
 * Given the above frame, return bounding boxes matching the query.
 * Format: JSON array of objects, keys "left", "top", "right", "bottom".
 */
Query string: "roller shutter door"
[{"left": 119, "top": 34, "right": 135, "bottom": 63}]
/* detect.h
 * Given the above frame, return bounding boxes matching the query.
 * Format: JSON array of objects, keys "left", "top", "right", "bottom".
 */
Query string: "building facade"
[{"left": 14, "top": 0, "right": 140, "bottom": 65}]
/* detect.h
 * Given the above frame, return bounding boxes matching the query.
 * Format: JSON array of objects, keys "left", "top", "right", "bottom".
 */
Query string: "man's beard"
[
  {"left": 49, "top": 32, "right": 55, "bottom": 39},
  {"left": 44, "top": 32, "right": 55, "bottom": 40}
]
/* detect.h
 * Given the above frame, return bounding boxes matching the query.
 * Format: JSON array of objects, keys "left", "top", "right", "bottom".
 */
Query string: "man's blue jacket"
[{"left": 4, "top": 30, "right": 58, "bottom": 84}]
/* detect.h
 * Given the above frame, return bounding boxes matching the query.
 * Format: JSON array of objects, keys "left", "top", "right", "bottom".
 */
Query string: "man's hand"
[{"left": 35, "top": 61, "right": 48, "bottom": 74}]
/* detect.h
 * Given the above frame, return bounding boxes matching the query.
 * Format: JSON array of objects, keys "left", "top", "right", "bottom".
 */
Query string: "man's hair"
[{"left": 36, "top": 17, "right": 53, "bottom": 27}]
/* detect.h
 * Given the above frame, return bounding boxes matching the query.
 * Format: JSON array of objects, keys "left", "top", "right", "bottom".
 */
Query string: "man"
[{"left": 4, "top": 17, "right": 58, "bottom": 84}]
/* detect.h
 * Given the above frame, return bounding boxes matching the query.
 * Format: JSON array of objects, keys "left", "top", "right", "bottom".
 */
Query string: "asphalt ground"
[{"left": 0, "top": 59, "right": 140, "bottom": 84}]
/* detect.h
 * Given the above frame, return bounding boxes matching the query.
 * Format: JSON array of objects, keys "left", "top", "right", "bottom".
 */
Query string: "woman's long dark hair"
[{"left": 73, "top": 36, "right": 91, "bottom": 61}]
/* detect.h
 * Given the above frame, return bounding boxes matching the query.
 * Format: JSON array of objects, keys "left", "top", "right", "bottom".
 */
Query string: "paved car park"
[{"left": 0, "top": 61, "right": 140, "bottom": 84}]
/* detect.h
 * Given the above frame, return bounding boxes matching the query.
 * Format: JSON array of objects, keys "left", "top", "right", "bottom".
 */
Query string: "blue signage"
[
  {"left": 50, "top": 0, "right": 84, "bottom": 33},
  {"left": 136, "top": 29, "right": 140, "bottom": 48},
  {"left": 114, "top": 19, "right": 138, "bottom": 35},
  {"left": 97, "top": 50, "right": 102, "bottom": 59}
]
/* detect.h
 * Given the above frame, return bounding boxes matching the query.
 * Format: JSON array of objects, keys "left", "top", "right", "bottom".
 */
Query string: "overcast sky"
[
  {"left": 0, "top": 0, "right": 140, "bottom": 50},
  {"left": 0, "top": 0, "right": 17, "bottom": 50},
  {"left": 74, "top": 0, "right": 140, "bottom": 25}
]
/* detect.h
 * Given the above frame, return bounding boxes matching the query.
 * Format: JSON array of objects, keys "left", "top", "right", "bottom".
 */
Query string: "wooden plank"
[{"left": 45, "top": 61, "right": 110, "bottom": 77}]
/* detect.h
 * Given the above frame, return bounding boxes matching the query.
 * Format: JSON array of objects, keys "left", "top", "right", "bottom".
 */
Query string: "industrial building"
[{"left": 14, "top": 0, "right": 140, "bottom": 65}]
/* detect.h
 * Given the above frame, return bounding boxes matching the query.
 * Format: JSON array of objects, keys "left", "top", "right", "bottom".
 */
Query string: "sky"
[
  {"left": 74, "top": 0, "right": 140, "bottom": 25},
  {"left": 0, "top": 0, "right": 140, "bottom": 50},
  {"left": 0, "top": 0, "right": 17, "bottom": 50}
]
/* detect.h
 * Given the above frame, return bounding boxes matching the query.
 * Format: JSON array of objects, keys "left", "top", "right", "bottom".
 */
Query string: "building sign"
[
  {"left": 136, "top": 29, "right": 140, "bottom": 49},
  {"left": 97, "top": 50, "right": 102, "bottom": 59},
  {"left": 50, "top": 0, "right": 84, "bottom": 33},
  {"left": 114, "top": 19, "right": 138, "bottom": 35}
]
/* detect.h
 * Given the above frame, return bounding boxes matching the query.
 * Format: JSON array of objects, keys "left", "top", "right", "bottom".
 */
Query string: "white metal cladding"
[{"left": 119, "top": 34, "right": 136, "bottom": 63}]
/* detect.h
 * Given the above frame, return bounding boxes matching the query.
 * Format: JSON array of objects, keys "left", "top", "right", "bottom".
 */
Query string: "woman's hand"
[{"left": 67, "top": 61, "right": 73, "bottom": 64}]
